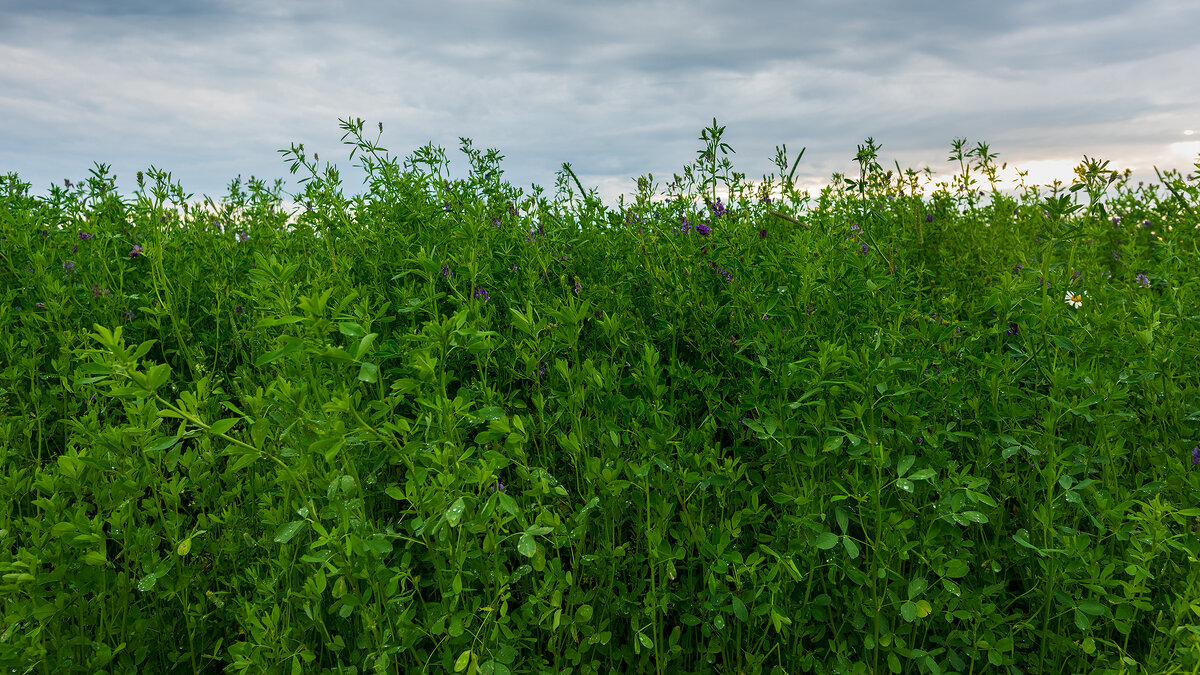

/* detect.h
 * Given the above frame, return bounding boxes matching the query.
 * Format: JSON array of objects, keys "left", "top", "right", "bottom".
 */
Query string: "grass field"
[{"left": 1, "top": 118, "right": 1198, "bottom": 674}]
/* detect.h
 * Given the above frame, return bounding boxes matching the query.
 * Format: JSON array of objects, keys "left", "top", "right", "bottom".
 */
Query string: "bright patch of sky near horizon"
[{"left": 1, "top": 0, "right": 1198, "bottom": 207}]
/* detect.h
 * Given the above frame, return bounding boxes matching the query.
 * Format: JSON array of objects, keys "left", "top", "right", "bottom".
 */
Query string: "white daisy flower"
[{"left": 1064, "top": 290, "right": 1087, "bottom": 308}]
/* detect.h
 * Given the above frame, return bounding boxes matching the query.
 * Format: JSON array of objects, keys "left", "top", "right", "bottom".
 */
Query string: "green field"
[{"left": 2, "top": 118, "right": 1198, "bottom": 674}]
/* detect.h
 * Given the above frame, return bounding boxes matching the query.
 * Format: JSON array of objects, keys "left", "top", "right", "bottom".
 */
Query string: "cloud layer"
[{"left": 3, "top": 0, "right": 1198, "bottom": 204}]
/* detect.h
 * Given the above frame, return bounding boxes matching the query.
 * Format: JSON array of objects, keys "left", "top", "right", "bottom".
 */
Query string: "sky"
[{"left": 3, "top": 0, "right": 1199, "bottom": 208}]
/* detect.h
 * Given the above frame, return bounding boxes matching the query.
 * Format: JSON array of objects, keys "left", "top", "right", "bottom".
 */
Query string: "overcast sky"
[{"left": 3, "top": 0, "right": 1199, "bottom": 207}]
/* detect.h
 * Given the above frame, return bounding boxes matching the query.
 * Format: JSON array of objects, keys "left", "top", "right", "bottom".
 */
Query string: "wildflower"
[
  {"left": 1193, "top": 443, "right": 1200, "bottom": 465},
  {"left": 709, "top": 198, "right": 726, "bottom": 218},
  {"left": 538, "top": 362, "right": 547, "bottom": 378},
  {"left": 235, "top": 305, "right": 247, "bottom": 316},
  {"left": 1006, "top": 322, "right": 1019, "bottom": 336},
  {"left": 473, "top": 285, "right": 490, "bottom": 301},
  {"left": 860, "top": 243, "right": 869, "bottom": 254},
  {"left": 759, "top": 228, "right": 767, "bottom": 239},
  {"left": 123, "top": 309, "right": 135, "bottom": 321},
  {"left": 1136, "top": 273, "right": 1150, "bottom": 287},
  {"left": 62, "top": 261, "right": 75, "bottom": 274},
  {"left": 1111, "top": 216, "right": 1121, "bottom": 227},
  {"left": 695, "top": 223, "right": 711, "bottom": 237},
  {"left": 128, "top": 244, "right": 143, "bottom": 258},
  {"left": 573, "top": 277, "right": 582, "bottom": 295},
  {"left": 442, "top": 264, "right": 454, "bottom": 279},
  {"left": 1072, "top": 270, "right": 1081, "bottom": 280},
  {"left": 1064, "top": 290, "right": 1087, "bottom": 308},
  {"left": 924, "top": 214, "right": 933, "bottom": 223},
  {"left": 236, "top": 230, "right": 249, "bottom": 242}
]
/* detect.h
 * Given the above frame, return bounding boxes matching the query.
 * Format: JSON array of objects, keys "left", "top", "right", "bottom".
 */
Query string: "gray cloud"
[{"left": 2, "top": 0, "right": 1197, "bottom": 204}]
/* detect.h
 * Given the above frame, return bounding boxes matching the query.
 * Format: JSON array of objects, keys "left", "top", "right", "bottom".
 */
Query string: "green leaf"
[
  {"left": 900, "top": 601, "right": 917, "bottom": 622},
  {"left": 896, "top": 454, "right": 915, "bottom": 478},
  {"left": 517, "top": 533, "right": 536, "bottom": 557},
  {"left": 1050, "top": 334, "right": 1076, "bottom": 351},
  {"left": 730, "top": 596, "right": 748, "bottom": 622},
  {"left": 575, "top": 604, "right": 593, "bottom": 624},
  {"left": 638, "top": 633, "right": 653, "bottom": 649},
  {"left": 477, "top": 406, "right": 506, "bottom": 421},
  {"left": 842, "top": 536, "right": 860, "bottom": 559},
  {"left": 895, "top": 478, "right": 914, "bottom": 492},
  {"left": 1077, "top": 600, "right": 1106, "bottom": 616},
  {"left": 942, "top": 579, "right": 961, "bottom": 597},
  {"left": 338, "top": 321, "right": 364, "bottom": 337},
  {"left": 255, "top": 338, "right": 306, "bottom": 366},
  {"left": 357, "top": 361, "right": 379, "bottom": 383},
  {"left": 813, "top": 532, "right": 839, "bottom": 550},
  {"left": 960, "top": 510, "right": 988, "bottom": 523},
  {"left": 273, "top": 520, "right": 306, "bottom": 544},
  {"left": 256, "top": 315, "right": 303, "bottom": 328},
  {"left": 908, "top": 469, "right": 937, "bottom": 481},
  {"left": 907, "top": 577, "right": 927, "bottom": 599},
  {"left": 454, "top": 650, "right": 472, "bottom": 672},
  {"left": 445, "top": 497, "right": 465, "bottom": 527},
  {"left": 146, "top": 436, "right": 179, "bottom": 452},
  {"left": 498, "top": 493, "right": 519, "bottom": 515},
  {"left": 384, "top": 486, "right": 404, "bottom": 500},
  {"left": 209, "top": 418, "right": 238, "bottom": 436}
]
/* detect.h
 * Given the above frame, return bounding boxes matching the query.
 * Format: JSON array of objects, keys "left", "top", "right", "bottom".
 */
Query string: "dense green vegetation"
[{"left": 1, "top": 118, "right": 1198, "bottom": 674}]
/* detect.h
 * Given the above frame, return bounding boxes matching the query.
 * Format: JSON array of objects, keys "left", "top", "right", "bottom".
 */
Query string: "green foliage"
[{"left": 1, "top": 121, "right": 1199, "bottom": 673}]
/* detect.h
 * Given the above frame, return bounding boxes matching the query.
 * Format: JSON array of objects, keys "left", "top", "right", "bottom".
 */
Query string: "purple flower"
[
  {"left": 62, "top": 261, "right": 75, "bottom": 274},
  {"left": 473, "top": 284, "right": 490, "bottom": 301},
  {"left": 860, "top": 243, "right": 869, "bottom": 254},
  {"left": 442, "top": 264, "right": 454, "bottom": 279},
  {"left": 1136, "top": 273, "right": 1150, "bottom": 288},
  {"left": 123, "top": 309, "right": 135, "bottom": 321},
  {"left": 695, "top": 223, "right": 712, "bottom": 237},
  {"left": 924, "top": 214, "right": 934, "bottom": 223},
  {"left": 236, "top": 230, "right": 249, "bottom": 242},
  {"left": 759, "top": 229, "right": 767, "bottom": 239},
  {"left": 709, "top": 198, "right": 727, "bottom": 218},
  {"left": 128, "top": 244, "right": 143, "bottom": 258},
  {"left": 1192, "top": 443, "right": 1200, "bottom": 465},
  {"left": 1111, "top": 216, "right": 1121, "bottom": 227},
  {"left": 1006, "top": 322, "right": 1019, "bottom": 336}
]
